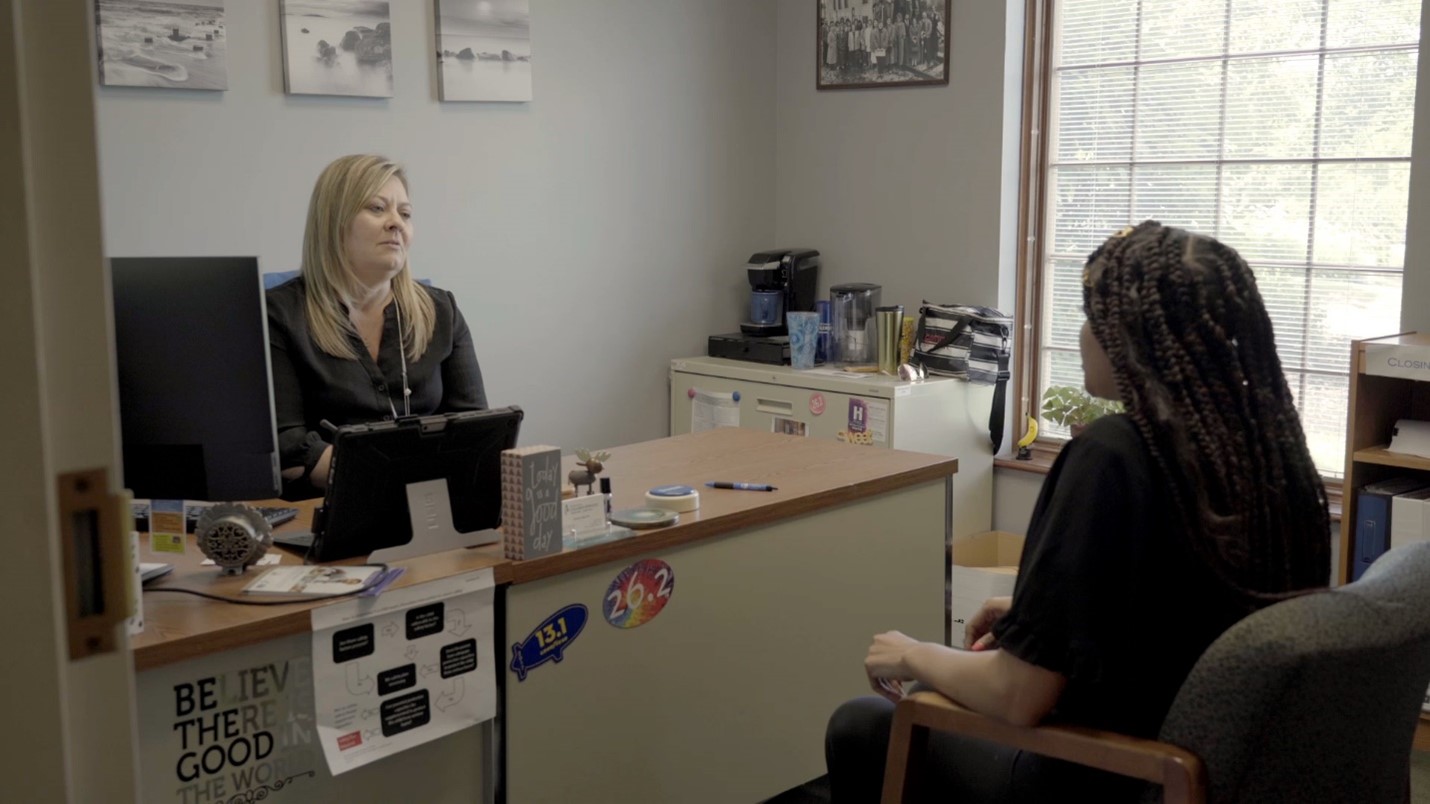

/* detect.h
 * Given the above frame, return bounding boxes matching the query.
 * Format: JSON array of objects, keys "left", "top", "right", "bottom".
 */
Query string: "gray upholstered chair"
[{"left": 881, "top": 541, "right": 1430, "bottom": 803}]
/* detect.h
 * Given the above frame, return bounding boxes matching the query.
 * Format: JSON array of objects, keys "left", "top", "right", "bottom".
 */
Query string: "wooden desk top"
[
  {"left": 502, "top": 429, "right": 957, "bottom": 584},
  {"left": 132, "top": 429, "right": 956, "bottom": 670},
  {"left": 131, "top": 498, "right": 509, "bottom": 671}
]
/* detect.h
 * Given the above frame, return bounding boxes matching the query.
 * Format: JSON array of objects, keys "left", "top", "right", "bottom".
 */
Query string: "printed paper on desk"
[
  {"left": 309, "top": 568, "right": 496, "bottom": 775},
  {"left": 150, "top": 498, "right": 186, "bottom": 554},
  {"left": 245, "top": 565, "right": 381, "bottom": 595},
  {"left": 691, "top": 389, "right": 739, "bottom": 433},
  {"left": 562, "top": 494, "right": 607, "bottom": 538}
]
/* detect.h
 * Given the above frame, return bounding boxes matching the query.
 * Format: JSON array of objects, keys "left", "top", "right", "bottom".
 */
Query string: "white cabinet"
[{"left": 669, "top": 356, "right": 993, "bottom": 541}]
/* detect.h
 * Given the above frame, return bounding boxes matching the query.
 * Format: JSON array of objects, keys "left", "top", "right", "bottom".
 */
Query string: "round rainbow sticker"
[{"left": 602, "top": 559, "right": 675, "bottom": 629}]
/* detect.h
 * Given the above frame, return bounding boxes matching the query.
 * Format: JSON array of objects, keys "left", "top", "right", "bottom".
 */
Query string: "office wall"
[
  {"left": 773, "top": 0, "right": 1025, "bottom": 316},
  {"left": 94, "top": 0, "right": 775, "bottom": 453},
  {"left": 992, "top": 466, "right": 1041, "bottom": 533}
]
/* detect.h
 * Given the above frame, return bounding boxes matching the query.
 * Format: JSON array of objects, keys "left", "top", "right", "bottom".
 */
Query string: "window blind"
[{"left": 1039, "top": 0, "right": 1420, "bottom": 476}]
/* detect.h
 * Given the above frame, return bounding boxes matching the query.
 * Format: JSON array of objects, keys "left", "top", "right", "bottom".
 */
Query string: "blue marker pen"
[{"left": 704, "top": 481, "right": 778, "bottom": 492}]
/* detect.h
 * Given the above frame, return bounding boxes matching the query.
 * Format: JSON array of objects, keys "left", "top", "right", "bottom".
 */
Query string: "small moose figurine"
[{"left": 568, "top": 449, "right": 610, "bottom": 496}]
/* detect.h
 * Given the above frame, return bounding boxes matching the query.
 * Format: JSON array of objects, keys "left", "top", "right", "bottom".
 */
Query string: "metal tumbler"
[{"left": 876, "top": 305, "right": 904, "bottom": 376}]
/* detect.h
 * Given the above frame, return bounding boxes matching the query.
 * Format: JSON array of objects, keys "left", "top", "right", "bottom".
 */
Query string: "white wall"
[
  {"left": 95, "top": 0, "right": 775, "bottom": 453},
  {"left": 992, "top": 466, "right": 1041, "bottom": 533},
  {"left": 773, "top": 0, "right": 1024, "bottom": 316}
]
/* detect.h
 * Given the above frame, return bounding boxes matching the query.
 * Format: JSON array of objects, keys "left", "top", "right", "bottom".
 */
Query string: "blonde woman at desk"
[
  {"left": 267, "top": 154, "right": 488, "bottom": 500},
  {"left": 825, "top": 221, "right": 1331, "bottom": 802}
]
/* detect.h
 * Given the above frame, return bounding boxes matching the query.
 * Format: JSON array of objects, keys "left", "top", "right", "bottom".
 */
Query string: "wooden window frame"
[{"left": 1005, "top": 0, "right": 1345, "bottom": 521}]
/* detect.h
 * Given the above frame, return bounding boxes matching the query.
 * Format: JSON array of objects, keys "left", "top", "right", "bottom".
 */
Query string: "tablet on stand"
[{"left": 308, "top": 407, "right": 524, "bottom": 563}]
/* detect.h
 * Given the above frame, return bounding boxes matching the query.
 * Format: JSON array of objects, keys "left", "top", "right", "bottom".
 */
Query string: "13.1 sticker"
[{"left": 602, "top": 559, "right": 674, "bottom": 629}]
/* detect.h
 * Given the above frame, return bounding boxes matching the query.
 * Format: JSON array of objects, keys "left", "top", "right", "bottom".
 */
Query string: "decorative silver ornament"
[
  {"left": 897, "top": 362, "right": 927, "bottom": 382},
  {"left": 195, "top": 503, "right": 274, "bottom": 575}
]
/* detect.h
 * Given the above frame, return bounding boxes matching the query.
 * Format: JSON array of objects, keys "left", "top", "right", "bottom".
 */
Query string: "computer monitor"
[
  {"left": 309, "top": 407, "right": 523, "bottom": 562},
  {"left": 110, "top": 256, "right": 281, "bottom": 501}
]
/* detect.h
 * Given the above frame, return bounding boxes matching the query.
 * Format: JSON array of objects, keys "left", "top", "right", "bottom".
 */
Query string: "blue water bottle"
[{"left": 815, "top": 300, "right": 832, "bottom": 364}]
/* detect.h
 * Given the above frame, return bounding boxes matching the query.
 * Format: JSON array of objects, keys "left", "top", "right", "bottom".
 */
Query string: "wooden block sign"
[{"left": 501, "top": 445, "right": 563, "bottom": 560}]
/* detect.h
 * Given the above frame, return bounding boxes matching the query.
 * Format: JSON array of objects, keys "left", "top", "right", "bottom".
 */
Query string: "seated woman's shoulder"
[
  {"left": 416, "top": 281, "right": 461, "bottom": 311},
  {"left": 265, "top": 274, "right": 306, "bottom": 320},
  {"left": 1083, "top": 412, "right": 1136, "bottom": 439},
  {"left": 1070, "top": 413, "right": 1146, "bottom": 462}
]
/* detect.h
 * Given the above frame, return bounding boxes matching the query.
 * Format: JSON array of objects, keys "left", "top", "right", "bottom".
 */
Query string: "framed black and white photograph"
[
  {"left": 95, "top": 0, "right": 229, "bottom": 91},
  {"left": 279, "top": 0, "right": 393, "bottom": 98},
  {"left": 817, "top": 0, "right": 949, "bottom": 90},
  {"left": 435, "top": 0, "right": 533, "bottom": 102}
]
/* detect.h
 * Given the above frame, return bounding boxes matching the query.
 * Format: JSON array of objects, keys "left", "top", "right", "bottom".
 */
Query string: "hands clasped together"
[{"left": 864, "top": 596, "right": 1011, "bottom": 703}]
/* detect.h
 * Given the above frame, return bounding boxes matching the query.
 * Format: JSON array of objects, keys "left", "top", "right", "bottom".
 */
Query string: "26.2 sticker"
[{"left": 602, "top": 559, "right": 674, "bottom": 629}]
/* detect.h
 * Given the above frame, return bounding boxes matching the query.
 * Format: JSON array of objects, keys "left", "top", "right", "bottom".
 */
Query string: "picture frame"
[
  {"left": 817, "top": 0, "right": 950, "bottom": 90},
  {"left": 435, "top": 0, "right": 534, "bottom": 103},
  {"left": 94, "top": 0, "right": 229, "bottom": 91},
  {"left": 278, "top": 0, "right": 394, "bottom": 98}
]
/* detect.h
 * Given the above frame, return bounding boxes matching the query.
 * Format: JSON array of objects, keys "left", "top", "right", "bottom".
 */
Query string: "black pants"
[{"left": 824, "top": 697, "right": 1149, "bottom": 804}]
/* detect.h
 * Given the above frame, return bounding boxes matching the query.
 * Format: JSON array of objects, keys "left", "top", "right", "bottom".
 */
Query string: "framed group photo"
[{"left": 817, "top": 0, "right": 950, "bottom": 90}]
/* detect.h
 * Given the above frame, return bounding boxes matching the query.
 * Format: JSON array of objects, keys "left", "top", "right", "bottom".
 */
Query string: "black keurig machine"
[{"left": 708, "top": 249, "right": 820, "bottom": 365}]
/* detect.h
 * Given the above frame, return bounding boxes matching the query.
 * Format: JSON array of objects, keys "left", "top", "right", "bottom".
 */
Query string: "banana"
[{"left": 1016, "top": 416, "right": 1039, "bottom": 449}]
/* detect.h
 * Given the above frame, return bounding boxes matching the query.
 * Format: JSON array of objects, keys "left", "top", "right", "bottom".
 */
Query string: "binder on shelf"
[
  {"left": 1354, "top": 477, "right": 1430, "bottom": 581},
  {"left": 1391, "top": 487, "right": 1430, "bottom": 549}
]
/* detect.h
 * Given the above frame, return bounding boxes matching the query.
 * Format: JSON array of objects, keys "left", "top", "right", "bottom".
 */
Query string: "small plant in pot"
[{"left": 1041, "top": 385, "right": 1122, "bottom": 438}]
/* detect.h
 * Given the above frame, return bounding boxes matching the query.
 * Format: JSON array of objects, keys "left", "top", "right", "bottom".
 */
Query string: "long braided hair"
[{"left": 1082, "top": 220, "right": 1329, "bottom": 605}]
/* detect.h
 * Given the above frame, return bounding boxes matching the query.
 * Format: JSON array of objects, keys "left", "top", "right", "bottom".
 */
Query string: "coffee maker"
[{"left": 708, "top": 249, "right": 820, "bottom": 365}]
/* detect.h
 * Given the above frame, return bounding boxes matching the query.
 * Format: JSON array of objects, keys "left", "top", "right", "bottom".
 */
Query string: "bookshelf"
[{"left": 1339, "top": 332, "right": 1430, "bottom": 749}]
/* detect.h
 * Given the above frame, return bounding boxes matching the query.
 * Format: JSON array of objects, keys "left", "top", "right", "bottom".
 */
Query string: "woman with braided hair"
[{"left": 823, "top": 221, "right": 1329, "bottom": 802}]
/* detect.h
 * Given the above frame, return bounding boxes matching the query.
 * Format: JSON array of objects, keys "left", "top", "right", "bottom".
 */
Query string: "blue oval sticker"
[{"left": 510, "top": 604, "right": 588, "bottom": 682}]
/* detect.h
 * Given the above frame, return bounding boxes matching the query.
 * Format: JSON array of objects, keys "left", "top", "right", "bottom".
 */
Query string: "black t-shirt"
[
  {"left": 991, "top": 414, "right": 1245, "bottom": 738},
  {"left": 266, "top": 277, "right": 488, "bottom": 499}
]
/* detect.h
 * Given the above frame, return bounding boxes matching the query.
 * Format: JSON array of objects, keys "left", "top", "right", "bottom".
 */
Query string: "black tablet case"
[{"left": 309, "top": 407, "right": 523, "bottom": 562}]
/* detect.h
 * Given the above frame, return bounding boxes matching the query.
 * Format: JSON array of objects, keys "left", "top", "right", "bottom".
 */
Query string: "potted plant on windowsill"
[{"left": 1041, "top": 385, "right": 1121, "bottom": 438}]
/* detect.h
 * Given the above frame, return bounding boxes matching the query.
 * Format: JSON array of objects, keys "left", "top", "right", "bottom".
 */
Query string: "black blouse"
[
  {"left": 991, "top": 414, "right": 1245, "bottom": 739},
  {"left": 266, "top": 277, "right": 488, "bottom": 498}
]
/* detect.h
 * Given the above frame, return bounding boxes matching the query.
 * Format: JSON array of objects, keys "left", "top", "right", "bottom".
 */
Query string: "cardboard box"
[{"left": 949, "top": 531, "right": 1024, "bottom": 637}]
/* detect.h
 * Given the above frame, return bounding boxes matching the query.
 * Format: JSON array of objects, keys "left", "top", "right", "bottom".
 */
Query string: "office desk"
[
  {"left": 133, "top": 502, "right": 509, "bottom": 804},
  {"left": 131, "top": 430, "right": 955, "bottom": 804},
  {"left": 501, "top": 429, "right": 956, "bottom": 803}
]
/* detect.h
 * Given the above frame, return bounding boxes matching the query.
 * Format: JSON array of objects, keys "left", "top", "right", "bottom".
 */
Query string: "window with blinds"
[{"left": 1037, "top": 0, "right": 1420, "bottom": 476}]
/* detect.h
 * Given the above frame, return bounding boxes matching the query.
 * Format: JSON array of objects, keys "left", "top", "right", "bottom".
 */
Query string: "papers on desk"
[
  {"left": 308, "top": 568, "right": 497, "bottom": 775},
  {"left": 139, "top": 562, "right": 174, "bottom": 582},
  {"left": 243, "top": 565, "right": 382, "bottom": 595}
]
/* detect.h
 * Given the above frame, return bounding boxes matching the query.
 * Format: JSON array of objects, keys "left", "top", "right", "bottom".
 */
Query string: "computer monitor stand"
[{"left": 368, "top": 478, "right": 501, "bottom": 564}]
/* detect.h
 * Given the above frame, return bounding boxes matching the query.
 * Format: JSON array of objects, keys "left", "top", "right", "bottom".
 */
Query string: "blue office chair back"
[
  {"left": 262, "top": 270, "right": 431, "bottom": 290},
  {"left": 1148, "top": 542, "right": 1430, "bottom": 803},
  {"left": 262, "top": 270, "right": 300, "bottom": 289}
]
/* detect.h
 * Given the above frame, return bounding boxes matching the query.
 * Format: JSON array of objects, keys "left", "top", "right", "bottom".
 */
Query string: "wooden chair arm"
[{"left": 881, "top": 691, "right": 1207, "bottom": 804}]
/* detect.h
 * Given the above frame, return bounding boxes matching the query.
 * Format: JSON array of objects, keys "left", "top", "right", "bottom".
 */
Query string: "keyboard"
[
  {"left": 185, "top": 505, "right": 301, "bottom": 532},
  {"left": 129, "top": 503, "right": 301, "bottom": 533}
]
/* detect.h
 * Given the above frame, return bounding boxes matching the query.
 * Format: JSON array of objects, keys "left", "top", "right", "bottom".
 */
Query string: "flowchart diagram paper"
[{"left": 309, "top": 568, "right": 495, "bottom": 774}]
